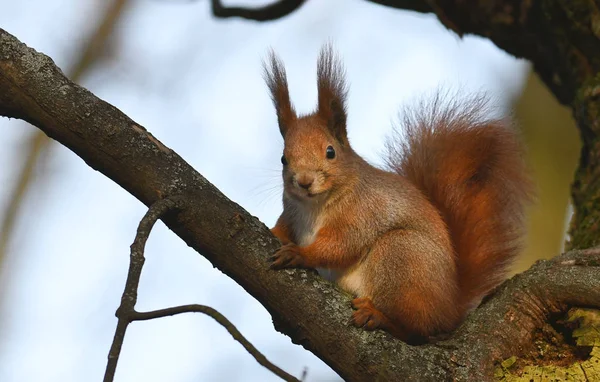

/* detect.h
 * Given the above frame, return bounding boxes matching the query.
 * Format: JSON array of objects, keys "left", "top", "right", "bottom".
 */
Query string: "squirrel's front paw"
[{"left": 269, "top": 243, "right": 306, "bottom": 269}]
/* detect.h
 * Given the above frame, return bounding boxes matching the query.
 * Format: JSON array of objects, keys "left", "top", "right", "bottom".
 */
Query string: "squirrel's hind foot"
[
  {"left": 351, "top": 297, "right": 415, "bottom": 342},
  {"left": 351, "top": 297, "right": 392, "bottom": 331}
]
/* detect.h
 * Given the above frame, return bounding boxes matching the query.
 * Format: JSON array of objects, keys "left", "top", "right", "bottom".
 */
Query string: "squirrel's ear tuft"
[
  {"left": 317, "top": 44, "right": 349, "bottom": 146},
  {"left": 263, "top": 50, "right": 296, "bottom": 137}
]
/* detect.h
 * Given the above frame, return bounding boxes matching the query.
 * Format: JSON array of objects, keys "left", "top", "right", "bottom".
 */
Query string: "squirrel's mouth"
[
  {"left": 305, "top": 189, "right": 329, "bottom": 200},
  {"left": 287, "top": 188, "right": 326, "bottom": 201}
]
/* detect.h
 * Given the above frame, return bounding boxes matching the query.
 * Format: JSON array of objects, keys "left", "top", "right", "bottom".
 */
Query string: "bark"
[{"left": 1, "top": 2, "right": 600, "bottom": 379}]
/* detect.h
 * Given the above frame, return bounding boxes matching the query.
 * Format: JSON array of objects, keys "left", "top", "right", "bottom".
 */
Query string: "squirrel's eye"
[
  {"left": 281, "top": 155, "right": 288, "bottom": 166},
  {"left": 326, "top": 145, "right": 336, "bottom": 159}
]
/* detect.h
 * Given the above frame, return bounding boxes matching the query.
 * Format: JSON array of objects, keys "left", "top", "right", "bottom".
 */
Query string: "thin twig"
[
  {"left": 103, "top": 196, "right": 299, "bottom": 382},
  {"left": 211, "top": 0, "right": 306, "bottom": 21},
  {"left": 363, "top": 0, "right": 431, "bottom": 13},
  {"left": 104, "top": 197, "right": 180, "bottom": 382},
  {"left": 131, "top": 305, "right": 301, "bottom": 382}
]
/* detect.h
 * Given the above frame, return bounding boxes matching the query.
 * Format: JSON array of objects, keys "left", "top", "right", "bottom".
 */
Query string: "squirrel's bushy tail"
[{"left": 385, "top": 93, "right": 534, "bottom": 312}]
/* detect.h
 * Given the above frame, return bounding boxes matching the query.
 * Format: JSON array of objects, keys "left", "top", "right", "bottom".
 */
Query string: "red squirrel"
[{"left": 265, "top": 45, "right": 533, "bottom": 343}]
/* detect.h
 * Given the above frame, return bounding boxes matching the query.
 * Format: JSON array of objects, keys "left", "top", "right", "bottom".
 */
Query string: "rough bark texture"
[{"left": 1, "top": 2, "right": 600, "bottom": 379}]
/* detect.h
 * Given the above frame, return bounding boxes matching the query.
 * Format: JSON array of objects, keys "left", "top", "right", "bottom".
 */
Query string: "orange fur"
[
  {"left": 264, "top": 46, "right": 533, "bottom": 342},
  {"left": 271, "top": 218, "right": 292, "bottom": 245},
  {"left": 385, "top": 94, "right": 535, "bottom": 312}
]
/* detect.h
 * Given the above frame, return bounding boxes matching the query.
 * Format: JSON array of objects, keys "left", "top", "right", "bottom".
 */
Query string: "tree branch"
[
  {"left": 131, "top": 305, "right": 300, "bottom": 381},
  {"left": 211, "top": 0, "right": 306, "bottom": 22},
  {"left": 1, "top": 28, "right": 599, "bottom": 381},
  {"left": 104, "top": 197, "right": 181, "bottom": 382},
  {"left": 104, "top": 196, "right": 299, "bottom": 382}
]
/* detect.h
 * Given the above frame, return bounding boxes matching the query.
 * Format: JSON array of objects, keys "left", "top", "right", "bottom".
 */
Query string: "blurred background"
[{"left": 0, "top": 0, "right": 581, "bottom": 381}]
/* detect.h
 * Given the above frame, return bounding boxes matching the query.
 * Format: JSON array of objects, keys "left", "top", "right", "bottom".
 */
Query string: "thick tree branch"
[
  {"left": 1, "top": 28, "right": 599, "bottom": 381},
  {"left": 363, "top": 0, "right": 600, "bottom": 105}
]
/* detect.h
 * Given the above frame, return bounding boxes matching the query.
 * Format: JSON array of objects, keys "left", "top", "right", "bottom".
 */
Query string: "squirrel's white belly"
[
  {"left": 294, "top": 208, "right": 321, "bottom": 247},
  {"left": 297, "top": 229, "right": 318, "bottom": 247},
  {"left": 318, "top": 264, "right": 366, "bottom": 296},
  {"left": 296, "top": 226, "right": 367, "bottom": 295},
  {"left": 292, "top": 207, "right": 366, "bottom": 295}
]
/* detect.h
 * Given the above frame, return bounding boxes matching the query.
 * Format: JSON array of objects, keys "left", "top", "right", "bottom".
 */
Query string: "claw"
[
  {"left": 269, "top": 243, "right": 306, "bottom": 269},
  {"left": 350, "top": 297, "right": 384, "bottom": 331}
]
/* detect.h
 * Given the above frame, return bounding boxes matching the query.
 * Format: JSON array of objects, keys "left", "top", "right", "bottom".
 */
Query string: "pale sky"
[{"left": 0, "top": 0, "right": 528, "bottom": 381}]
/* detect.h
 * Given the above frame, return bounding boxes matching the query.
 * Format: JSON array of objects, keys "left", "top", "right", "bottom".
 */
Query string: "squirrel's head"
[{"left": 264, "top": 45, "right": 354, "bottom": 203}]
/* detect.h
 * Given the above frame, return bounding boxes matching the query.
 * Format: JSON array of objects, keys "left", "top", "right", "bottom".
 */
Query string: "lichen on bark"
[{"left": 495, "top": 308, "right": 600, "bottom": 381}]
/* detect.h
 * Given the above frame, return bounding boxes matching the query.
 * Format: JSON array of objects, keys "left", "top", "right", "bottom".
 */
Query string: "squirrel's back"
[{"left": 385, "top": 94, "right": 534, "bottom": 312}]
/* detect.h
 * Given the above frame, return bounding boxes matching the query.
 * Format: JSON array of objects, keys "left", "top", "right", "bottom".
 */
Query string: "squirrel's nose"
[{"left": 296, "top": 175, "right": 314, "bottom": 190}]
